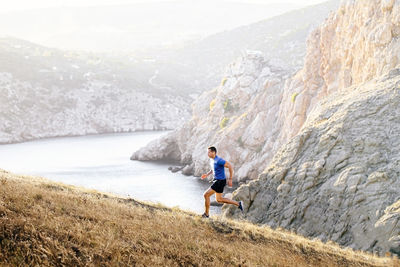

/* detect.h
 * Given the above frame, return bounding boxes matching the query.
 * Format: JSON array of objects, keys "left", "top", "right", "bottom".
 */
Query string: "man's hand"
[
  {"left": 201, "top": 174, "right": 208, "bottom": 179},
  {"left": 228, "top": 178, "right": 233, "bottom": 187}
]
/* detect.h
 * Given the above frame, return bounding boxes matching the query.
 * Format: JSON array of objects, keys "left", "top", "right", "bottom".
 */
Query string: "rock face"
[
  {"left": 0, "top": 38, "right": 190, "bottom": 144},
  {"left": 0, "top": 72, "right": 189, "bottom": 144},
  {"left": 131, "top": 52, "right": 292, "bottom": 180},
  {"left": 225, "top": 72, "right": 400, "bottom": 255},
  {"left": 133, "top": 0, "right": 400, "bottom": 255},
  {"left": 133, "top": 0, "right": 400, "bottom": 180},
  {"left": 131, "top": 2, "right": 342, "bottom": 182},
  {"left": 222, "top": 0, "right": 400, "bottom": 254}
]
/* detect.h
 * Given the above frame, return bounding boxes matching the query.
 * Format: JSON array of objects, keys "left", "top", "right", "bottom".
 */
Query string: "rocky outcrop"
[
  {"left": 133, "top": 0, "right": 400, "bottom": 255},
  {"left": 132, "top": 0, "right": 400, "bottom": 182},
  {"left": 225, "top": 71, "right": 400, "bottom": 255},
  {"left": 131, "top": 3, "right": 343, "bottom": 181},
  {"left": 131, "top": 51, "right": 292, "bottom": 180},
  {"left": 221, "top": 0, "right": 400, "bottom": 254}
]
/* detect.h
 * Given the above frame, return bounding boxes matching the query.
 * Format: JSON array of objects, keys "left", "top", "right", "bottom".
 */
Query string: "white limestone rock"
[
  {"left": 224, "top": 72, "right": 400, "bottom": 255},
  {"left": 0, "top": 73, "right": 190, "bottom": 144}
]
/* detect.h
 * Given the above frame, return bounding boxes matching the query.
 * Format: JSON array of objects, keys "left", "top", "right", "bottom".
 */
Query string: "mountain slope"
[
  {"left": 226, "top": 70, "right": 400, "bottom": 255},
  {"left": 0, "top": 37, "right": 189, "bottom": 143},
  {"left": 0, "top": 169, "right": 394, "bottom": 266},
  {"left": 0, "top": 2, "right": 306, "bottom": 52},
  {"left": 159, "top": 0, "right": 340, "bottom": 93},
  {"left": 131, "top": 1, "right": 340, "bottom": 179}
]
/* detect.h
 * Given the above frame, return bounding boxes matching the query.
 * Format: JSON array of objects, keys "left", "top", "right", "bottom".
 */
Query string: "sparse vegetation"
[
  {"left": 239, "top": 112, "right": 248, "bottom": 120},
  {"left": 291, "top": 92, "right": 299, "bottom": 103},
  {"left": 0, "top": 170, "right": 396, "bottom": 266},
  {"left": 237, "top": 136, "right": 244, "bottom": 148},
  {"left": 223, "top": 99, "right": 230, "bottom": 111},
  {"left": 223, "top": 99, "right": 239, "bottom": 113},
  {"left": 209, "top": 98, "right": 216, "bottom": 111},
  {"left": 220, "top": 77, "right": 228, "bottom": 86},
  {"left": 219, "top": 117, "right": 229, "bottom": 129},
  {"left": 256, "top": 144, "right": 263, "bottom": 153}
]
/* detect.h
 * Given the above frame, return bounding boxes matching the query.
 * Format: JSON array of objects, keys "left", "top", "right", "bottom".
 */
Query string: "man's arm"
[
  {"left": 201, "top": 169, "right": 213, "bottom": 179},
  {"left": 224, "top": 161, "right": 234, "bottom": 187}
]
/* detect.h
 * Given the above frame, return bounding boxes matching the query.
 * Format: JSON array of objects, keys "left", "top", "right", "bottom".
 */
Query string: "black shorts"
[{"left": 211, "top": 179, "right": 226, "bottom": 193}]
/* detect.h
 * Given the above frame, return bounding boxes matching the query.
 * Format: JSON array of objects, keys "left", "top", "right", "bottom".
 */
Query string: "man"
[{"left": 201, "top": 146, "right": 243, "bottom": 218}]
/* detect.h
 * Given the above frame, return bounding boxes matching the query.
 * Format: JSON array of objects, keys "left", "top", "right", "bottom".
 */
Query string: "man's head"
[{"left": 207, "top": 146, "right": 217, "bottom": 159}]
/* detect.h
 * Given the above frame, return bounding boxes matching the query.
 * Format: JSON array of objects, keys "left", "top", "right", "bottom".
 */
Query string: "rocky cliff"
[
  {"left": 225, "top": 70, "right": 400, "bottom": 255},
  {"left": 0, "top": 38, "right": 190, "bottom": 144},
  {"left": 131, "top": 51, "right": 292, "bottom": 179},
  {"left": 132, "top": 0, "right": 400, "bottom": 181},
  {"left": 131, "top": 26, "right": 327, "bottom": 180},
  {"left": 222, "top": 0, "right": 400, "bottom": 255},
  {"left": 133, "top": 0, "right": 400, "bottom": 254}
]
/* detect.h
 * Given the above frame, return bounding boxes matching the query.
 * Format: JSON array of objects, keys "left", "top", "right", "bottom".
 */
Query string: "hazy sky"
[
  {"left": 0, "top": 0, "right": 333, "bottom": 51},
  {"left": 2, "top": 0, "right": 330, "bottom": 12}
]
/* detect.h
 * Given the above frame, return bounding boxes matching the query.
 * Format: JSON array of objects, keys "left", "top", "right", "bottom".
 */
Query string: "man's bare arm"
[
  {"left": 201, "top": 170, "right": 213, "bottom": 179},
  {"left": 224, "top": 161, "right": 234, "bottom": 186}
]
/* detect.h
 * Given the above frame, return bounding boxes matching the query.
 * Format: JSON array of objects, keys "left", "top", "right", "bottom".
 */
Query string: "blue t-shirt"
[{"left": 213, "top": 155, "right": 226, "bottom": 180}]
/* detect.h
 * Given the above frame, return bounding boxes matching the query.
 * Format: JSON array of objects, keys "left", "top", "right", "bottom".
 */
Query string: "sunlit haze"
[
  {"left": 2, "top": 0, "right": 330, "bottom": 12},
  {"left": 0, "top": 0, "right": 331, "bottom": 51}
]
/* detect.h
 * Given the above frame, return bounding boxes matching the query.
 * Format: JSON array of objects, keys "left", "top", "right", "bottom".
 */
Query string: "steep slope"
[{"left": 226, "top": 70, "right": 400, "bottom": 255}]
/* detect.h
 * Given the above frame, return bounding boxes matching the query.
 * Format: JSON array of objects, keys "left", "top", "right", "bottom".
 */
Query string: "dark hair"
[{"left": 208, "top": 146, "right": 217, "bottom": 153}]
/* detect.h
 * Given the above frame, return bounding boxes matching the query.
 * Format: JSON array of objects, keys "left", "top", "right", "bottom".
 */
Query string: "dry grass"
[{"left": 0, "top": 169, "right": 398, "bottom": 267}]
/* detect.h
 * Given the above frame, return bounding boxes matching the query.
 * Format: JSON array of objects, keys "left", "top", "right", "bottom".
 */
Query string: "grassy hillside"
[{"left": 0, "top": 169, "right": 397, "bottom": 266}]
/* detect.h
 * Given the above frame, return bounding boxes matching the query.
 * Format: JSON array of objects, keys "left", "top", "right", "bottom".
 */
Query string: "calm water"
[{"left": 0, "top": 131, "right": 227, "bottom": 215}]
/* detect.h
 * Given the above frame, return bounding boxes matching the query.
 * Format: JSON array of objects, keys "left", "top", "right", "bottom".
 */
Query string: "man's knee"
[{"left": 204, "top": 189, "right": 215, "bottom": 199}]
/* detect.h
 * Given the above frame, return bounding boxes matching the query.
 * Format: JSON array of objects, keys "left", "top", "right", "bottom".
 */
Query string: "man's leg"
[
  {"left": 215, "top": 193, "right": 239, "bottom": 207},
  {"left": 203, "top": 188, "right": 216, "bottom": 216}
]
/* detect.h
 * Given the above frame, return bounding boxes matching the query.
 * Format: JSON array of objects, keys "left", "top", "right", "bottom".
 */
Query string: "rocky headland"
[{"left": 132, "top": 0, "right": 400, "bottom": 255}]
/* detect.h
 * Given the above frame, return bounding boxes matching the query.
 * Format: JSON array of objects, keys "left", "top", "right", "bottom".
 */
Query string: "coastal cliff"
[
  {"left": 133, "top": 0, "right": 400, "bottom": 255},
  {"left": 0, "top": 38, "right": 190, "bottom": 144},
  {"left": 224, "top": 0, "right": 400, "bottom": 255}
]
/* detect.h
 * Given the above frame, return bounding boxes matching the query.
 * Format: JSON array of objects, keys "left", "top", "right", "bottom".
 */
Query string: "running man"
[{"left": 201, "top": 146, "right": 243, "bottom": 218}]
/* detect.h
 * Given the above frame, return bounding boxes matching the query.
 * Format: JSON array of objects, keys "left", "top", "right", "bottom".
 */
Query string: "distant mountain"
[
  {"left": 0, "top": 1, "right": 340, "bottom": 96},
  {"left": 0, "top": 1, "right": 303, "bottom": 52},
  {"left": 0, "top": 37, "right": 190, "bottom": 143},
  {"left": 157, "top": 0, "right": 340, "bottom": 92}
]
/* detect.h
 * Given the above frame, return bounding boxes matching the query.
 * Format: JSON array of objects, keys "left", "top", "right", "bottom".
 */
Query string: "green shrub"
[
  {"left": 223, "top": 99, "right": 230, "bottom": 110},
  {"left": 219, "top": 117, "right": 229, "bottom": 129},
  {"left": 239, "top": 112, "right": 248, "bottom": 120},
  {"left": 221, "top": 77, "right": 228, "bottom": 86},
  {"left": 209, "top": 99, "right": 217, "bottom": 111},
  {"left": 223, "top": 99, "right": 239, "bottom": 113},
  {"left": 291, "top": 92, "right": 298, "bottom": 103},
  {"left": 237, "top": 136, "right": 244, "bottom": 148}
]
